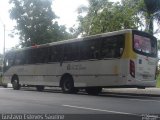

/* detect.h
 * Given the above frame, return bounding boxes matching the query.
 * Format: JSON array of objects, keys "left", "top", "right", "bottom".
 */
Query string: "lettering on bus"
[{"left": 67, "top": 64, "right": 86, "bottom": 70}]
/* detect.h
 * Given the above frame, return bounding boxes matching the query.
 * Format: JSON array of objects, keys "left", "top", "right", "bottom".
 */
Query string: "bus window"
[
  {"left": 134, "top": 35, "right": 151, "bottom": 53},
  {"left": 80, "top": 38, "right": 101, "bottom": 60},
  {"left": 101, "top": 35, "right": 124, "bottom": 59},
  {"left": 71, "top": 42, "right": 80, "bottom": 60},
  {"left": 25, "top": 48, "right": 38, "bottom": 64},
  {"left": 25, "top": 50, "right": 31, "bottom": 64},
  {"left": 63, "top": 42, "right": 80, "bottom": 61},
  {"left": 37, "top": 47, "right": 49, "bottom": 63},
  {"left": 116, "top": 35, "right": 125, "bottom": 57},
  {"left": 101, "top": 37, "right": 115, "bottom": 58},
  {"left": 90, "top": 39, "right": 101, "bottom": 59},
  {"left": 50, "top": 45, "right": 63, "bottom": 62},
  {"left": 63, "top": 43, "right": 72, "bottom": 61},
  {"left": 133, "top": 33, "right": 157, "bottom": 57},
  {"left": 30, "top": 49, "right": 38, "bottom": 64},
  {"left": 14, "top": 51, "right": 25, "bottom": 65},
  {"left": 4, "top": 52, "right": 15, "bottom": 71},
  {"left": 79, "top": 41, "right": 90, "bottom": 60}
]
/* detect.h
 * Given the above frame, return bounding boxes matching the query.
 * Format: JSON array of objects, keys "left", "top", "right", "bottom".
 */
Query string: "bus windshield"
[{"left": 133, "top": 34, "right": 157, "bottom": 57}]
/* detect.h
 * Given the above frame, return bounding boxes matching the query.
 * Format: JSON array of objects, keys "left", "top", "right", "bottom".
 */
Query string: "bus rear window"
[{"left": 133, "top": 34, "right": 157, "bottom": 57}]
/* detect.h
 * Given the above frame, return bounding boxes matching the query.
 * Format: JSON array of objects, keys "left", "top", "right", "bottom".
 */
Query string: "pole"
[
  {"left": 1, "top": 24, "right": 5, "bottom": 75},
  {"left": 3, "top": 24, "right": 5, "bottom": 57},
  {"left": 2, "top": 24, "right": 5, "bottom": 75}
]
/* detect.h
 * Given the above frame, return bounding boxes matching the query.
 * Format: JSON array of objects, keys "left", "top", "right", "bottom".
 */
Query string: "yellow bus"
[{"left": 2, "top": 29, "right": 158, "bottom": 95}]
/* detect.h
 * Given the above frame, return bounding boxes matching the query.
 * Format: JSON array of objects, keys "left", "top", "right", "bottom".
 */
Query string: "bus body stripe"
[
  {"left": 122, "top": 32, "right": 137, "bottom": 59},
  {"left": 4, "top": 74, "right": 119, "bottom": 77}
]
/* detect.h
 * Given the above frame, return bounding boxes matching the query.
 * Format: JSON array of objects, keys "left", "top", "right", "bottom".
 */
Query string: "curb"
[{"left": 102, "top": 88, "right": 160, "bottom": 97}]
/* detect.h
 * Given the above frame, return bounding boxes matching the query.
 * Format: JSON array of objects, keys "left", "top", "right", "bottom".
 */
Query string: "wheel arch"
[
  {"left": 60, "top": 73, "right": 74, "bottom": 87},
  {"left": 11, "top": 74, "right": 19, "bottom": 84}
]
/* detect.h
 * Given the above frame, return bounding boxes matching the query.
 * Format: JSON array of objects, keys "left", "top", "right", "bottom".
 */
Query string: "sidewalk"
[{"left": 103, "top": 88, "right": 160, "bottom": 97}]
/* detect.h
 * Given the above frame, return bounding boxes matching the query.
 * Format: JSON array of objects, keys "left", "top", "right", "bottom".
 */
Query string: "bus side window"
[
  {"left": 63, "top": 42, "right": 80, "bottom": 61},
  {"left": 63, "top": 44, "right": 70, "bottom": 61},
  {"left": 80, "top": 39, "right": 101, "bottom": 60},
  {"left": 80, "top": 41, "right": 91, "bottom": 60},
  {"left": 101, "top": 35, "right": 124, "bottom": 59},
  {"left": 4, "top": 58, "right": 9, "bottom": 71},
  {"left": 50, "top": 45, "right": 63, "bottom": 62},
  {"left": 25, "top": 50, "right": 31, "bottom": 64},
  {"left": 4, "top": 53, "right": 15, "bottom": 71},
  {"left": 37, "top": 47, "right": 49, "bottom": 63},
  {"left": 30, "top": 49, "right": 38, "bottom": 64},
  {"left": 71, "top": 43, "right": 80, "bottom": 61},
  {"left": 117, "top": 35, "right": 125, "bottom": 57},
  {"left": 50, "top": 46, "right": 56, "bottom": 62},
  {"left": 15, "top": 51, "right": 25, "bottom": 65},
  {"left": 91, "top": 39, "right": 101, "bottom": 59},
  {"left": 101, "top": 37, "right": 115, "bottom": 58}
]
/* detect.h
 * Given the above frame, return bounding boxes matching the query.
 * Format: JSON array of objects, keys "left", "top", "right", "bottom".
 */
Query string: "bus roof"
[
  {"left": 7, "top": 29, "right": 133, "bottom": 53},
  {"left": 49, "top": 29, "right": 132, "bottom": 45}
]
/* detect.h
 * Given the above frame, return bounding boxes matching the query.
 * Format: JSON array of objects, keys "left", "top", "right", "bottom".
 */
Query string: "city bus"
[{"left": 2, "top": 29, "right": 158, "bottom": 95}]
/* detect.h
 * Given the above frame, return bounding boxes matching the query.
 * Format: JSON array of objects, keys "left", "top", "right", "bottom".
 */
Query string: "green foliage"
[
  {"left": 74, "top": 0, "right": 160, "bottom": 37},
  {"left": 76, "top": 0, "right": 143, "bottom": 36},
  {"left": 156, "top": 75, "right": 160, "bottom": 88},
  {"left": 157, "top": 63, "right": 160, "bottom": 88},
  {"left": 140, "top": 0, "right": 160, "bottom": 50},
  {"left": 144, "top": 0, "right": 160, "bottom": 15},
  {"left": 141, "top": 0, "right": 160, "bottom": 35},
  {"left": 9, "top": 0, "right": 72, "bottom": 47}
]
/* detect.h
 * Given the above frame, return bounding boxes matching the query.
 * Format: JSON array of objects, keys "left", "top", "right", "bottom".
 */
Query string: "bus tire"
[
  {"left": 36, "top": 85, "right": 45, "bottom": 92},
  {"left": 3, "top": 84, "right": 7, "bottom": 88},
  {"left": 85, "top": 87, "right": 102, "bottom": 95},
  {"left": 61, "top": 76, "right": 76, "bottom": 94},
  {"left": 137, "top": 87, "right": 145, "bottom": 89},
  {"left": 12, "top": 77, "right": 21, "bottom": 90}
]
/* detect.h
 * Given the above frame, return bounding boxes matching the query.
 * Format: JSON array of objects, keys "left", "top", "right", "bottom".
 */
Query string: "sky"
[
  {"left": 0, "top": 0, "right": 158, "bottom": 54},
  {"left": 0, "top": 0, "right": 121, "bottom": 54},
  {"left": 53, "top": 0, "right": 89, "bottom": 28},
  {"left": 0, "top": 0, "right": 90, "bottom": 54},
  {"left": 0, "top": 0, "right": 17, "bottom": 54}
]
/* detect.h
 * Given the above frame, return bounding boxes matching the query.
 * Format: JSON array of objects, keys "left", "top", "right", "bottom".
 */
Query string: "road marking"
[{"left": 62, "top": 104, "right": 138, "bottom": 116}]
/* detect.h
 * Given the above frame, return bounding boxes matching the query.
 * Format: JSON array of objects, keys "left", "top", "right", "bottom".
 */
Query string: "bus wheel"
[
  {"left": 61, "top": 76, "right": 76, "bottom": 94},
  {"left": 85, "top": 87, "right": 102, "bottom": 95},
  {"left": 36, "top": 86, "right": 45, "bottom": 92},
  {"left": 2, "top": 84, "right": 7, "bottom": 88},
  {"left": 12, "top": 77, "right": 21, "bottom": 90}
]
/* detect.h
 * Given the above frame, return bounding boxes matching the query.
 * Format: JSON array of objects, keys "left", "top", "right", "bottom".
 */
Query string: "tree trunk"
[
  {"left": 149, "top": 16, "right": 154, "bottom": 35},
  {"left": 145, "top": 14, "right": 154, "bottom": 35}
]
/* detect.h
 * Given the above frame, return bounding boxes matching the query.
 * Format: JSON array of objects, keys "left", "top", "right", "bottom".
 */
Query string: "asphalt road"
[{"left": 0, "top": 87, "right": 160, "bottom": 120}]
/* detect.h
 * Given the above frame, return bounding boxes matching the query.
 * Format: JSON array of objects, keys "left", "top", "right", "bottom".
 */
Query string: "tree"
[
  {"left": 143, "top": 0, "right": 160, "bottom": 35},
  {"left": 9, "top": 0, "right": 71, "bottom": 47},
  {"left": 75, "top": 0, "right": 143, "bottom": 36},
  {"left": 158, "top": 40, "right": 160, "bottom": 50},
  {"left": 75, "top": 0, "right": 160, "bottom": 37}
]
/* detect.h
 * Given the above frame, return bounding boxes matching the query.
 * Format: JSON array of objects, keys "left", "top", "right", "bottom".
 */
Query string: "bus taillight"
[{"left": 130, "top": 60, "right": 135, "bottom": 78}]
